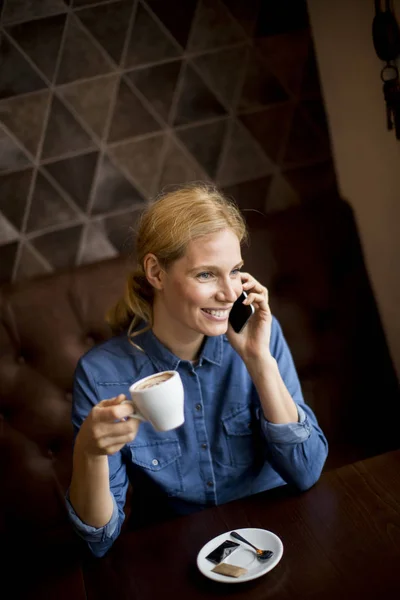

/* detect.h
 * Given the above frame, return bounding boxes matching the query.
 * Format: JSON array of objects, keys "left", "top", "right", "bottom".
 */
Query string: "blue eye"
[{"left": 197, "top": 269, "right": 241, "bottom": 280}]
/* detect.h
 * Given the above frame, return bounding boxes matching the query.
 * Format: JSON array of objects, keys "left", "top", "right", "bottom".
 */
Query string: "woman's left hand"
[{"left": 226, "top": 272, "right": 272, "bottom": 363}]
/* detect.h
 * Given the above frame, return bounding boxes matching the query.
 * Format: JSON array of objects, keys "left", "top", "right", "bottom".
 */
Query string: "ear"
[{"left": 143, "top": 253, "right": 165, "bottom": 291}]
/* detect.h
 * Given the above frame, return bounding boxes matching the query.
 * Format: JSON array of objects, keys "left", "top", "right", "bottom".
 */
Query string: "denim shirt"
[{"left": 66, "top": 317, "right": 328, "bottom": 557}]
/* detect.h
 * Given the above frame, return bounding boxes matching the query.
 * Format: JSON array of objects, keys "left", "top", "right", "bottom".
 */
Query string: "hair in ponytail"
[{"left": 106, "top": 182, "right": 248, "bottom": 349}]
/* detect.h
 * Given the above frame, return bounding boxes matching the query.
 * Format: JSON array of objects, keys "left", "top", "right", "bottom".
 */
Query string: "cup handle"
[{"left": 121, "top": 399, "right": 147, "bottom": 422}]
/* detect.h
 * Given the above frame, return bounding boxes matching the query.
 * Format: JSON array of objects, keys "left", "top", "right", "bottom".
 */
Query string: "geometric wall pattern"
[{"left": 0, "top": 0, "right": 338, "bottom": 284}]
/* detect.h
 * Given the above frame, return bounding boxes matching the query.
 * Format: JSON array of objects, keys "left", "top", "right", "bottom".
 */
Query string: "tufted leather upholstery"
[
  {"left": 0, "top": 257, "right": 131, "bottom": 568},
  {"left": 0, "top": 199, "right": 399, "bottom": 579}
]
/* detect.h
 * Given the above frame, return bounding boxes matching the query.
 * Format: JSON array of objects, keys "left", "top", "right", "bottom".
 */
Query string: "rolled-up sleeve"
[
  {"left": 260, "top": 318, "right": 329, "bottom": 491},
  {"left": 260, "top": 405, "right": 312, "bottom": 444},
  {"left": 65, "top": 488, "right": 119, "bottom": 542}
]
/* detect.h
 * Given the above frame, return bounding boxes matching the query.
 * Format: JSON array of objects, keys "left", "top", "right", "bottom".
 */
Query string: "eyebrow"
[{"left": 189, "top": 260, "right": 244, "bottom": 274}]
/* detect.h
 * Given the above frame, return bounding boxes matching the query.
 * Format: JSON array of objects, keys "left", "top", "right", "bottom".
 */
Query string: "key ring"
[{"left": 381, "top": 63, "right": 399, "bottom": 82}]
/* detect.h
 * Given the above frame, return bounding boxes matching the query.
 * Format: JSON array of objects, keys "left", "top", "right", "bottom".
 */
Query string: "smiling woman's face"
[{"left": 154, "top": 228, "right": 244, "bottom": 338}]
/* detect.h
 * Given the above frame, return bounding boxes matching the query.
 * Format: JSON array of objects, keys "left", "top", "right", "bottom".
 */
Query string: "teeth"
[{"left": 203, "top": 309, "right": 228, "bottom": 317}]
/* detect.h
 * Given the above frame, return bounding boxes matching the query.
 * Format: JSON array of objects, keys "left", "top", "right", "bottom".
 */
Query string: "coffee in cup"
[
  {"left": 134, "top": 372, "right": 173, "bottom": 391},
  {"left": 124, "top": 370, "right": 184, "bottom": 432}
]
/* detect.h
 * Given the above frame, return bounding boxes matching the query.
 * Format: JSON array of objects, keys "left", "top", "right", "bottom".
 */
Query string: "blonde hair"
[{"left": 106, "top": 182, "right": 248, "bottom": 348}]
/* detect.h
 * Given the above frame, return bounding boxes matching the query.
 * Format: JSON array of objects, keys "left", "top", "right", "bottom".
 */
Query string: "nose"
[{"left": 215, "top": 278, "right": 239, "bottom": 304}]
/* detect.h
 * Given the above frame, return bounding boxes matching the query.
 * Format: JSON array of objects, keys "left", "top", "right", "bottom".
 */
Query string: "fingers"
[
  {"left": 94, "top": 395, "right": 135, "bottom": 423},
  {"left": 95, "top": 419, "right": 138, "bottom": 438},
  {"left": 240, "top": 272, "right": 260, "bottom": 287},
  {"left": 106, "top": 443, "right": 134, "bottom": 455},
  {"left": 78, "top": 395, "right": 140, "bottom": 458},
  {"left": 97, "top": 394, "right": 126, "bottom": 407},
  {"left": 244, "top": 290, "right": 270, "bottom": 314},
  {"left": 91, "top": 415, "right": 140, "bottom": 452},
  {"left": 96, "top": 431, "right": 139, "bottom": 451},
  {"left": 243, "top": 288, "right": 268, "bottom": 306},
  {"left": 240, "top": 274, "right": 269, "bottom": 309},
  {"left": 241, "top": 273, "right": 267, "bottom": 294}
]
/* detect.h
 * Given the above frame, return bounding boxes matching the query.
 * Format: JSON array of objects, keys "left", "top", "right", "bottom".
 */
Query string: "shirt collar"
[{"left": 129, "top": 325, "right": 224, "bottom": 371}]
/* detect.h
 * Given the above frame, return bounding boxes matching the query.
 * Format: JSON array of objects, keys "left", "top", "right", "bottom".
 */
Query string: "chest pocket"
[
  {"left": 129, "top": 440, "right": 184, "bottom": 496},
  {"left": 222, "top": 406, "right": 256, "bottom": 467}
]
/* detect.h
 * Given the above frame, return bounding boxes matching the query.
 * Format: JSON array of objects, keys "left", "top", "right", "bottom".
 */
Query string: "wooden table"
[{"left": 83, "top": 450, "right": 400, "bottom": 599}]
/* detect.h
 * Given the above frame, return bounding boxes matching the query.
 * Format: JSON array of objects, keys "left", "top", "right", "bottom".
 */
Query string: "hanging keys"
[
  {"left": 372, "top": 2, "right": 400, "bottom": 140},
  {"left": 383, "top": 77, "right": 397, "bottom": 130},
  {"left": 381, "top": 64, "right": 400, "bottom": 139}
]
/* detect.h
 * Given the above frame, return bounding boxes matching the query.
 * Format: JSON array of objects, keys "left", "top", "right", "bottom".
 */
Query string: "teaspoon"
[{"left": 230, "top": 531, "right": 274, "bottom": 561}]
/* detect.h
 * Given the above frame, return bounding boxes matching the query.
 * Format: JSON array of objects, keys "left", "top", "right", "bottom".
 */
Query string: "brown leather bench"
[{"left": 1, "top": 198, "right": 399, "bottom": 596}]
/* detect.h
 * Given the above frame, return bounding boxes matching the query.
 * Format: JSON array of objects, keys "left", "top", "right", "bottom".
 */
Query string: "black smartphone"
[
  {"left": 228, "top": 291, "right": 255, "bottom": 334},
  {"left": 205, "top": 540, "right": 240, "bottom": 565}
]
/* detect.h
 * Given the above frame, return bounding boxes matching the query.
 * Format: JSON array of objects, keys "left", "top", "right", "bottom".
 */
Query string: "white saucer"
[{"left": 197, "top": 527, "right": 284, "bottom": 583}]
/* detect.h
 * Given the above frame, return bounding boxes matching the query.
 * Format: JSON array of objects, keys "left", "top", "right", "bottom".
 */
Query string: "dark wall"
[{"left": 0, "top": 0, "right": 338, "bottom": 284}]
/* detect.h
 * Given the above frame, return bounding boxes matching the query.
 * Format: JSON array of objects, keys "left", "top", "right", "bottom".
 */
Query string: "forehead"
[{"left": 184, "top": 229, "right": 241, "bottom": 264}]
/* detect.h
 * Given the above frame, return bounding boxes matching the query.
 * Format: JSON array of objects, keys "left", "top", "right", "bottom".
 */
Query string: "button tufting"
[
  {"left": 65, "top": 392, "right": 73, "bottom": 402},
  {"left": 17, "top": 355, "right": 25, "bottom": 365},
  {"left": 48, "top": 440, "right": 61, "bottom": 456},
  {"left": 85, "top": 336, "right": 95, "bottom": 346}
]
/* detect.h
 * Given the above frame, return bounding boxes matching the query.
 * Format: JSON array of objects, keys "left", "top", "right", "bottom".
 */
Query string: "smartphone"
[
  {"left": 228, "top": 291, "right": 255, "bottom": 333},
  {"left": 205, "top": 540, "right": 240, "bottom": 565}
]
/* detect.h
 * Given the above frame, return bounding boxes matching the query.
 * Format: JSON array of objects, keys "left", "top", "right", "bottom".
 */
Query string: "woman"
[{"left": 66, "top": 183, "right": 328, "bottom": 557}]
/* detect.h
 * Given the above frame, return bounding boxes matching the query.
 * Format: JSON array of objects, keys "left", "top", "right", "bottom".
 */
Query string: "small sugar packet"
[{"left": 211, "top": 563, "right": 248, "bottom": 578}]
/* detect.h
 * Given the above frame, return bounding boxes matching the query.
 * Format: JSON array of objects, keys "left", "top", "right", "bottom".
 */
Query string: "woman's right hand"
[{"left": 75, "top": 394, "right": 140, "bottom": 457}]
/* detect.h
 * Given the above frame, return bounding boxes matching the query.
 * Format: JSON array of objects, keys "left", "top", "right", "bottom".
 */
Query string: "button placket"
[{"left": 188, "top": 367, "right": 216, "bottom": 504}]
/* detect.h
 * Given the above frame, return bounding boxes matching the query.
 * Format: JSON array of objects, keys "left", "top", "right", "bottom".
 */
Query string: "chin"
[
  {"left": 192, "top": 312, "right": 229, "bottom": 336},
  {"left": 203, "top": 322, "right": 229, "bottom": 336}
]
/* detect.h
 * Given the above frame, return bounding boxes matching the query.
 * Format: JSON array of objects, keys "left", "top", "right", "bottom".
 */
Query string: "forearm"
[
  {"left": 69, "top": 440, "right": 114, "bottom": 528},
  {"left": 246, "top": 355, "right": 299, "bottom": 424},
  {"left": 250, "top": 354, "right": 328, "bottom": 489}
]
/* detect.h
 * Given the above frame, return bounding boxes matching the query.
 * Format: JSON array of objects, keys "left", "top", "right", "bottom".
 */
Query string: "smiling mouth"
[{"left": 201, "top": 308, "right": 230, "bottom": 318}]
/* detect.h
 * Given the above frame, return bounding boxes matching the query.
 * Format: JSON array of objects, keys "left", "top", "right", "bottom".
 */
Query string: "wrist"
[
  {"left": 74, "top": 434, "right": 106, "bottom": 465},
  {"left": 244, "top": 353, "right": 277, "bottom": 375}
]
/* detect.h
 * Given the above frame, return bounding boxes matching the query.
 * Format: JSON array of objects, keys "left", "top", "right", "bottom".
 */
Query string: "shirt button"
[
  {"left": 195, "top": 403, "right": 202, "bottom": 411},
  {"left": 201, "top": 443, "right": 208, "bottom": 449},
  {"left": 152, "top": 459, "right": 159, "bottom": 466},
  {"left": 207, "top": 480, "right": 214, "bottom": 487}
]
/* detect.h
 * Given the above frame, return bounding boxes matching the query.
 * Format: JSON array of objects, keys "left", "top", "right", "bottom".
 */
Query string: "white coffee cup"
[{"left": 125, "top": 370, "right": 184, "bottom": 432}]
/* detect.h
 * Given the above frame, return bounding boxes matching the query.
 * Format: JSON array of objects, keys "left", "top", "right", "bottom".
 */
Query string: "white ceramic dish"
[{"left": 197, "top": 527, "right": 284, "bottom": 583}]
